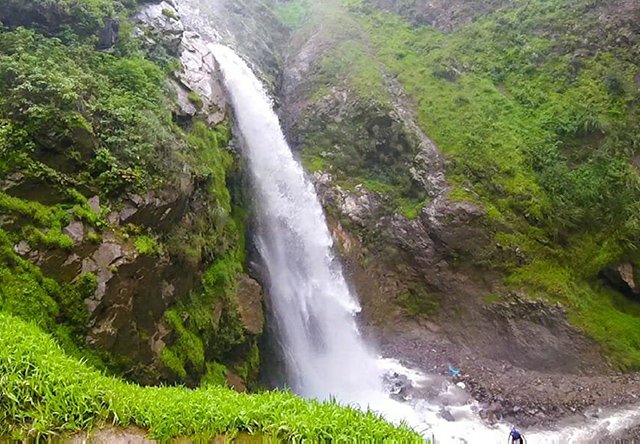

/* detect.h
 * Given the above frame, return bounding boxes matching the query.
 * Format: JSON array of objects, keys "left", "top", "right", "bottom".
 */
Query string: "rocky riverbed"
[{"left": 377, "top": 323, "right": 640, "bottom": 437}]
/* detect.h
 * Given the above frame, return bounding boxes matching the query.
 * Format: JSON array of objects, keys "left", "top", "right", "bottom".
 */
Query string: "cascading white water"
[
  {"left": 209, "top": 43, "right": 640, "bottom": 443},
  {"left": 210, "top": 44, "right": 384, "bottom": 401}
]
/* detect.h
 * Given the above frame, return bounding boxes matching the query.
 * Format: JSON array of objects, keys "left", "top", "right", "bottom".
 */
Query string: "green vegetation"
[
  {"left": 162, "top": 7, "right": 177, "bottom": 20},
  {"left": 0, "top": 0, "right": 129, "bottom": 36},
  {"left": 162, "top": 249, "right": 245, "bottom": 383},
  {"left": 0, "top": 0, "right": 422, "bottom": 440},
  {"left": 272, "top": 0, "right": 312, "bottom": 29},
  {"left": 0, "top": 0, "right": 179, "bottom": 362},
  {"left": 277, "top": 0, "right": 640, "bottom": 367},
  {"left": 0, "top": 312, "right": 422, "bottom": 442},
  {"left": 283, "top": 0, "right": 430, "bottom": 218},
  {"left": 398, "top": 287, "right": 440, "bottom": 318},
  {"left": 133, "top": 235, "right": 157, "bottom": 255},
  {"left": 187, "top": 90, "right": 204, "bottom": 110},
  {"left": 359, "top": 0, "right": 640, "bottom": 368}
]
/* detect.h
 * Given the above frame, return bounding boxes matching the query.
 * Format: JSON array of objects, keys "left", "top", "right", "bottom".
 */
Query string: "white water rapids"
[{"left": 210, "top": 43, "right": 640, "bottom": 443}]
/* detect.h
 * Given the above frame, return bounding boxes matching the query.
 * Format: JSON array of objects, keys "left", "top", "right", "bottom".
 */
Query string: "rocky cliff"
[
  {"left": 0, "top": 0, "right": 263, "bottom": 388},
  {"left": 262, "top": 0, "right": 640, "bottom": 426}
]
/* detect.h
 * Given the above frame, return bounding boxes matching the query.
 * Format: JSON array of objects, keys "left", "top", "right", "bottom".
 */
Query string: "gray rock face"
[
  {"left": 314, "top": 172, "right": 385, "bottom": 227},
  {"left": 602, "top": 262, "right": 640, "bottom": 297},
  {"left": 136, "top": 2, "right": 227, "bottom": 126},
  {"left": 63, "top": 221, "right": 85, "bottom": 244},
  {"left": 236, "top": 274, "right": 265, "bottom": 336},
  {"left": 136, "top": 2, "right": 184, "bottom": 53},
  {"left": 314, "top": 171, "right": 489, "bottom": 270},
  {"left": 176, "top": 0, "right": 286, "bottom": 92},
  {"left": 97, "top": 17, "right": 120, "bottom": 49}
]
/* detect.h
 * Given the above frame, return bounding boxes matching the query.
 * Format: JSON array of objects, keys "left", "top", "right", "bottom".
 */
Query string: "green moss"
[
  {"left": 233, "top": 341, "right": 260, "bottom": 385},
  {"left": 133, "top": 235, "right": 158, "bottom": 255},
  {"left": 397, "top": 288, "right": 440, "bottom": 318},
  {"left": 160, "top": 347, "right": 187, "bottom": 380},
  {"left": 161, "top": 7, "right": 177, "bottom": 20},
  {"left": 397, "top": 197, "right": 426, "bottom": 220},
  {"left": 301, "top": 151, "right": 328, "bottom": 172},
  {"left": 187, "top": 91, "right": 204, "bottom": 110},
  {"left": 482, "top": 293, "right": 501, "bottom": 304},
  {"left": 0, "top": 312, "right": 423, "bottom": 442},
  {"left": 162, "top": 248, "right": 245, "bottom": 382},
  {"left": 202, "top": 362, "right": 228, "bottom": 387}
]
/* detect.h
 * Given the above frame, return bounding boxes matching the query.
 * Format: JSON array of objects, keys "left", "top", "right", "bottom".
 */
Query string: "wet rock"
[
  {"left": 88, "top": 196, "right": 101, "bottom": 215},
  {"left": 64, "top": 221, "right": 85, "bottom": 244},
  {"left": 235, "top": 274, "right": 264, "bottom": 335},
  {"left": 97, "top": 17, "right": 120, "bottom": 49},
  {"left": 601, "top": 262, "right": 639, "bottom": 297},
  {"left": 383, "top": 371, "right": 411, "bottom": 401},
  {"left": 439, "top": 408, "right": 456, "bottom": 422}
]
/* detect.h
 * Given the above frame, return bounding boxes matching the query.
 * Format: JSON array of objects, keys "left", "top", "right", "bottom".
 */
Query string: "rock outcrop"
[
  {"left": 136, "top": 1, "right": 227, "bottom": 125},
  {"left": 273, "top": 0, "right": 613, "bottom": 383},
  {"left": 602, "top": 262, "right": 640, "bottom": 298}
]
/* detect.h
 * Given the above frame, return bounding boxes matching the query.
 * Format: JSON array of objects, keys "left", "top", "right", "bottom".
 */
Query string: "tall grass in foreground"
[{"left": 0, "top": 312, "right": 423, "bottom": 442}]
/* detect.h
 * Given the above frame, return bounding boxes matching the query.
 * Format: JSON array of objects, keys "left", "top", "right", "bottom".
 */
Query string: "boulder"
[
  {"left": 602, "top": 262, "right": 640, "bottom": 297},
  {"left": 235, "top": 274, "right": 264, "bottom": 335},
  {"left": 63, "top": 220, "right": 85, "bottom": 244}
]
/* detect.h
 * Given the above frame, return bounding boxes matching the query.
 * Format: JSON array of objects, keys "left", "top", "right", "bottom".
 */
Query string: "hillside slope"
[
  {"left": 270, "top": 0, "right": 640, "bottom": 426},
  {"left": 0, "top": 0, "right": 263, "bottom": 388}
]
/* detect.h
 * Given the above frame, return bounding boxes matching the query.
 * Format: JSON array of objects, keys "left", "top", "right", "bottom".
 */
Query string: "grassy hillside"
[
  {"left": 0, "top": 0, "right": 266, "bottom": 386},
  {"left": 0, "top": 312, "right": 422, "bottom": 441},
  {"left": 276, "top": 0, "right": 640, "bottom": 369},
  {"left": 354, "top": 0, "right": 640, "bottom": 367}
]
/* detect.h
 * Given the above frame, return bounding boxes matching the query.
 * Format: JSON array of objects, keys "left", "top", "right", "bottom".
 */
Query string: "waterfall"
[
  {"left": 209, "top": 43, "right": 640, "bottom": 443},
  {"left": 210, "top": 44, "right": 384, "bottom": 401}
]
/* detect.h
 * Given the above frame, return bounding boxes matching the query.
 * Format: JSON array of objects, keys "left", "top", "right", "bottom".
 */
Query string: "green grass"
[
  {"left": 0, "top": 312, "right": 422, "bottom": 442},
  {"left": 508, "top": 259, "right": 640, "bottom": 370}
]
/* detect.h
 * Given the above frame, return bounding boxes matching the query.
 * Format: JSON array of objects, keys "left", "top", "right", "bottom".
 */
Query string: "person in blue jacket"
[{"left": 509, "top": 427, "right": 526, "bottom": 444}]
